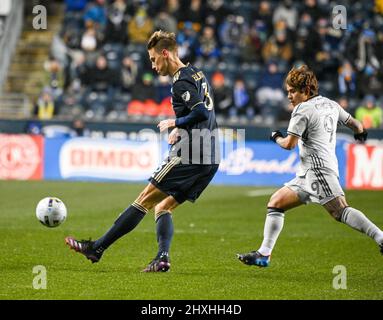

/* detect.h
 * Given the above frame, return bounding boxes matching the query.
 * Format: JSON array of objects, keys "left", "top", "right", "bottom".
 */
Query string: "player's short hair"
[
  {"left": 147, "top": 30, "right": 177, "bottom": 52},
  {"left": 285, "top": 65, "right": 318, "bottom": 96}
]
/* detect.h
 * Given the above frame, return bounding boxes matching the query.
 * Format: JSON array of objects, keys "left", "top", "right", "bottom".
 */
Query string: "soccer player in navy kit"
[{"left": 65, "top": 30, "right": 220, "bottom": 272}]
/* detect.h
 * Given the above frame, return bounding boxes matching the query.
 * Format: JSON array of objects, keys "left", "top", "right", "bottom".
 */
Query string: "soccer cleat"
[
  {"left": 142, "top": 253, "right": 171, "bottom": 272},
  {"left": 379, "top": 243, "right": 383, "bottom": 255},
  {"left": 237, "top": 250, "right": 270, "bottom": 267},
  {"left": 65, "top": 236, "right": 103, "bottom": 263}
]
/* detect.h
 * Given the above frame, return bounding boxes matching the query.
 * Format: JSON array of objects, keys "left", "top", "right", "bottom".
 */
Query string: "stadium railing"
[
  {"left": 0, "top": 0, "right": 24, "bottom": 94},
  {"left": 0, "top": 93, "right": 31, "bottom": 118}
]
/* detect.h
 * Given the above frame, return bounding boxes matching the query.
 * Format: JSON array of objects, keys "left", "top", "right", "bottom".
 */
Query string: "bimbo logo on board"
[{"left": 59, "top": 138, "right": 160, "bottom": 180}]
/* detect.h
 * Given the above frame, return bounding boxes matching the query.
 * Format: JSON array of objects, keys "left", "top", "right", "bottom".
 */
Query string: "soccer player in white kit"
[{"left": 237, "top": 65, "right": 383, "bottom": 267}]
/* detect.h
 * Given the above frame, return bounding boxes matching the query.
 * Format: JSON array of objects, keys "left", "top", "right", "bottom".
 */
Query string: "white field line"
[{"left": 246, "top": 188, "right": 276, "bottom": 197}]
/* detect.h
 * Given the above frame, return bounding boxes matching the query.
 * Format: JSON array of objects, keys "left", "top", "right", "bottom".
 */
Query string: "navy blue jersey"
[{"left": 170, "top": 64, "right": 220, "bottom": 165}]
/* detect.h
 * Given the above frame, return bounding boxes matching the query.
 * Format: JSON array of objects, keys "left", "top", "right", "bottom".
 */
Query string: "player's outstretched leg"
[
  {"left": 142, "top": 211, "right": 173, "bottom": 272},
  {"left": 339, "top": 206, "right": 383, "bottom": 255},
  {"left": 65, "top": 202, "right": 147, "bottom": 263}
]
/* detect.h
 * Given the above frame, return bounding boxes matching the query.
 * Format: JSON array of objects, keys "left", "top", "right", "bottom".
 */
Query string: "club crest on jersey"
[{"left": 181, "top": 91, "right": 191, "bottom": 102}]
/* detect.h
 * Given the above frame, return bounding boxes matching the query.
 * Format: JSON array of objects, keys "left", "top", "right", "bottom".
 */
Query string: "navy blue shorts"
[{"left": 149, "top": 157, "right": 219, "bottom": 204}]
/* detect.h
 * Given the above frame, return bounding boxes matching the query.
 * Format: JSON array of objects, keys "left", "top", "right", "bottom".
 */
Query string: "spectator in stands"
[
  {"left": 294, "top": 13, "right": 323, "bottom": 67},
  {"left": 300, "top": 0, "right": 325, "bottom": 24},
  {"left": 179, "top": 0, "right": 205, "bottom": 31},
  {"left": 162, "top": 0, "right": 181, "bottom": 17},
  {"left": 83, "top": 55, "right": 119, "bottom": 92},
  {"left": 62, "top": 26, "right": 82, "bottom": 50},
  {"left": 252, "top": 1, "right": 273, "bottom": 37},
  {"left": 357, "top": 64, "right": 383, "bottom": 98},
  {"left": 229, "top": 78, "right": 254, "bottom": 120},
  {"left": 255, "top": 61, "right": 285, "bottom": 124},
  {"left": 355, "top": 95, "right": 383, "bottom": 129},
  {"left": 154, "top": 75, "right": 172, "bottom": 104},
  {"left": 176, "top": 21, "right": 198, "bottom": 62},
  {"left": 311, "top": 18, "right": 339, "bottom": 81},
  {"left": 83, "top": 0, "right": 107, "bottom": 30},
  {"left": 127, "top": 7, "right": 153, "bottom": 45},
  {"left": 153, "top": 10, "right": 177, "bottom": 34},
  {"left": 338, "top": 60, "right": 357, "bottom": 98},
  {"left": 104, "top": 0, "right": 129, "bottom": 44},
  {"left": 219, "top": 15, "right": 248, "bottom": 51},
  {"left": 205, "top": 0, "right": 231, "bottom": 36},
  {"left": 43, "top": 57, "right": 64, "bottom": 98},
  {"left": 120, "top": 56, "right": 138, "bottom": 93},
  {"left": 65, "top": 0, "right": 88, "bottom": 13},
  {"left": 130, "top": 72, "right": 156, "bottom": 102},
  {"left": 128, "top": 72, "right": 157, "bottom": 117},
  {"left": 34, "top": 89, "right": 56, "bottom": 120},
  {"left": 241, "top": 20, "right": 267, "bottom": 63},
  {"left": 82, "top": 55, "right": 120, "bottom": 117},
  {"left": 272, "top": 0, "right": 298, "bottom": 32},
  {"left": 195, "top": 25, "right": 220, "bottom": 65},
  {"left": 81, "top": 20, "right": 102, "bottom": 58},
  {"left": 262, "top": 22, "right": 293, "bottom": 64},
  {"left": 211, "top": 71, "right": 232, "bottom": 118},
  {"left": 57, "top": 83, "right": 84, "bottom": 118}
]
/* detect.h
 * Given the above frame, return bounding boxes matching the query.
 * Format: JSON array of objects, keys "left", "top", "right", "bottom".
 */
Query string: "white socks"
[
  {"left": 258, "top": 208, "right": 285, "bottom": 256},
  {"left": 257, "top": 206, "right": 383, "bottom": 258},
  {"left": 341, "top": 207, "right": 383, "bottom": 245}
]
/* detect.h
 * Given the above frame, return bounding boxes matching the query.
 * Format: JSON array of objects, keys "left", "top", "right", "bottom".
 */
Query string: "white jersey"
[{"left": 287, "top": 95, "right": 351, "bottom": 177}]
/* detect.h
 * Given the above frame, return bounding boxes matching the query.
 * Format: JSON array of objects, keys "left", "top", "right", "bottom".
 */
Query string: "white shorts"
[{"left": 284, "top": 168, "right": 344, "bottom": 205}]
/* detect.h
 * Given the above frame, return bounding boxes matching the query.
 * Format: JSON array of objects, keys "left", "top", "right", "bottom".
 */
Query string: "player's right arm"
[
  {"left": 270, "top": 103, "right": 307, "bottom": 150},
  {"left": 271, "top": 131, "right": 299, "bottom": 150}
]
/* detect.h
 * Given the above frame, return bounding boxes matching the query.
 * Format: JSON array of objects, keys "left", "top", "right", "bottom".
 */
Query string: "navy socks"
[
  {"left": 155, "top": 212, "right": 174, "bottom": 257},
  {"left": 93, "top": 202, "right": 147, "bottom": 251}
]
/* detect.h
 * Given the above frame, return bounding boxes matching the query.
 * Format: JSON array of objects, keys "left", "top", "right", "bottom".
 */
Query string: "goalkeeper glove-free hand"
[
  {"left": 270, "top": 130, "right": 284, "bottom": 143},
  {"left": 354, "top": 130, "right": 368, "bottom": 142}
]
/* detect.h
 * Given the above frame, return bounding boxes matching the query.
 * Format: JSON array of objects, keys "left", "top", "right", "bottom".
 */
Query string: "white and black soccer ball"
[{"left": 36, "top": 197, "right": 67, "bottom": 228}]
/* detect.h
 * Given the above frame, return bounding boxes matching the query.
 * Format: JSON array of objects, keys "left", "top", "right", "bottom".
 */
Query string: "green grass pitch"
[{"left": 0, "top": 180, "right": 382, "bottom": 300}]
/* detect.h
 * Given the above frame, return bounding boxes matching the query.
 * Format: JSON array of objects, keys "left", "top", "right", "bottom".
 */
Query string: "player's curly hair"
[
  {"left": 285, "top": 65, "right": 318, "bottom": 96},
  {"left": 147, "top": 30, "right": 177, "bottom": 52}
]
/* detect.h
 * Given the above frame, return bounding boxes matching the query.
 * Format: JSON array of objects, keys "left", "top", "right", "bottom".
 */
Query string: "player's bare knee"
[
  {"left": 267, "top": 196, "right": 283, "bottom": 210},
  {"left": 324, "top": 197, "right": 348, "bottom": 222},
  {"left": 329, "top": 208, "right": 344, "bottom": 221},
  {"left": 154, "top": 203, "right": 169, "bottom": 214},
  {"left": 134, "top": 191, "right": 155, "bottom": 211}
]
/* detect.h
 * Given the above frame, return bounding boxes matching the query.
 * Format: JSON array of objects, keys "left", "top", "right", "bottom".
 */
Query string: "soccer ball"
[{"left": 36, "top": 197, "right": 67, "bottom": 228}]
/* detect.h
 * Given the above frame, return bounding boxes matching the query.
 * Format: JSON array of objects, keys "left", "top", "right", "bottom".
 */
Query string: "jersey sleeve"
[
  {"left": 173, "top": 80, "right": 204, "bottom": 110},
  {"left": 287, "top": 104, "right": 309, "bottom": 138},
  {"left": 336, "top": 103, "right": 351, "bottom": 125}
]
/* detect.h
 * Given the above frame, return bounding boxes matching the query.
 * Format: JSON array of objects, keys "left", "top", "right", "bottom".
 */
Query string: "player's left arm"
[
  {"left": 345, "top": 116, "right": 368, "bottom": 142},
  {"left": 337, "top": 104, "right": 367, "bottom": 142}
]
